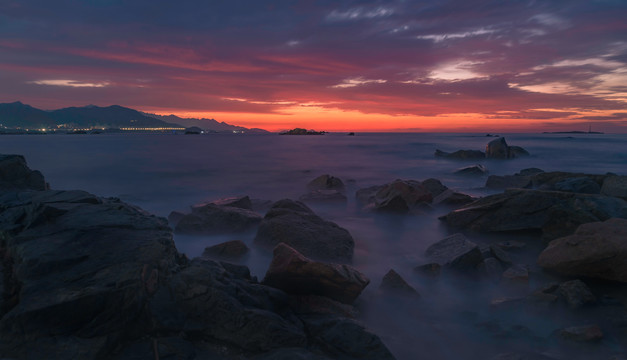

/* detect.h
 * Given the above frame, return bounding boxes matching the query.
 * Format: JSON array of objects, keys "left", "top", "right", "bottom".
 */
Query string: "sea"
[{"left": 1, "top": 132, "right": 626, "bottom": 359}]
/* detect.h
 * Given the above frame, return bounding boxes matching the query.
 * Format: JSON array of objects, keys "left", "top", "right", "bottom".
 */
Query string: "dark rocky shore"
[{"left": 2, "top": 143, "right": 627, "bottom": 359}]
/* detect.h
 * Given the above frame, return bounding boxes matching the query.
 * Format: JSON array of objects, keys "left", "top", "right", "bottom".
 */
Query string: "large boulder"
[
  {"left": 425, "top": 233, "right": 483, "bottom": 271},
  {"left": 554, "top": 177, "right": 601, "bottom": 194},
  {"left": 441, "top": 189, "right": 627, "bottom": 240},
  {"left": 262, "top": 244, "right": 369, "bottom": 304},
  {"left": 537, "top": 218, "right": 627, "bottom": 282},
  {"left": 175, "top": 203, "right": 262, "bottom": 235},
  {"left": 253, "top": 199, "right": 354, "bottom": 262},
  {"left": 0, "top": 189, "right": 182, "bottom": 358},
  {"left": 201, "top": 240, "right": 250, "bottom": 261},
  {"left": 373, "top": 179, "right": 433, "bottom": 213},
  {"left": 0, "top": 154, "right": 47, "bottom": 191}
]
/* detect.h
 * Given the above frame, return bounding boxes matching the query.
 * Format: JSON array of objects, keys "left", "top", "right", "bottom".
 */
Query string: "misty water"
[{"left": 2, "top": 132, "right": 627, "bottom": 359}]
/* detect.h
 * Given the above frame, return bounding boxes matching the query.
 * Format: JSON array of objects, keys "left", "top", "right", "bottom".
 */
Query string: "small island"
[{"left": 279, "top": 128, "right": 326, "bottom": 135}]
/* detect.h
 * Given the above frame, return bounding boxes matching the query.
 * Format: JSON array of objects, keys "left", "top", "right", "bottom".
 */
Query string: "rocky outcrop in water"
[
  {"left": 0, "top": 154, "right": 48, "bottom": 190},
  {"left": 175, "top": 200, "right": 262, "bottom": 235},
  {"left": 201, "top": 239, "right": 250, "bottom": 261},
  {"left": 425, "top": 233, "right": 483, "bottom": 271},
  {"left": 0, "top": 155, "right": 394, "bottom": 359},
  {"left": 485, "top": 137, "right": 530, "bottom": 159},
  {"left": 254, "top": 199, "right": 355, "bottom": 262},
  {"left": 441, "top": 189, "right": 627, "bottom": 240},
  {"left": 262, "top": 243, "right": 369, "bottom": 304},
  {"left": 300, "top": 174, "right": 348, "bottom": 203},
  {"left": 434, "top": 149, "right": 486, "bottom": 159},
  {"left": 538, "top": 218, "right": 627, "bottom": 282}
]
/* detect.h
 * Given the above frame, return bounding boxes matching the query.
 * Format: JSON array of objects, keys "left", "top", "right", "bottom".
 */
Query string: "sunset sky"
[{"left": 1, "top": 0, "right": 626, "bottom": 132}]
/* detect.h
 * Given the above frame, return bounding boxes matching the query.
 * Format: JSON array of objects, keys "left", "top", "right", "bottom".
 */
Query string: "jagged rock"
[
  {"left": 454, "top": 164, "right": 488, "bottom": 176},
  {"left": 355, "top": 185, "right": 385, "bottom": 206},
  {"left": 485, "top": 175, "right": 532, "bottom": 189},
  {"left": 531, "top": 171, "right": 606, "bottom": 191},
  {"left": 501, "top": 265, "right": 529, "bottom": 284},
  {"left": 307, "top": 175, "right": 345, "bottom": 193},
  {"left": 0, "top": 190, "right": 182, "bottom": 358},
  {"left": 175, "top": 203, "right": 262, "bottom": 235},
  {"left": 425, "top": 233, "right": 482, "bottom": 271},
  {"left": 253, "top": 199, "right": 354, "bottom": 262},
  {"left": 0, "top": 154, "right": 47, "bottom": 191},
  {"left": 299, "top": 190, "right": 347, "bottom": 203},
  {"left": 486, "top": 137, "right": 529, "bottom": 159},
  {"left": 601, "top": 175, "right": 627, "bottom": 200},
  {"left": 432, "top": 189, "right": 475, "bottom": 205},
  {"left": 379, "top": 269, "right": 419, "bottom": 296},
  {"left": 557, "top": 280, "right": 596, "bottom": 309},
  {"left": 557, "top": 325, "right": 603, "bottom": 342},
  {"left": 538, "top": 218, "right": 627, "bottom": 282},
  {"left": 373, "top": 179, "right": 433, "bottom": 213},
  {"left": 435, "top": 149, "right": 485, "bottom": 159},
  {"left": 421, "top": 178, "right": 449, "bottom": 198},
  {"left": 554, "top": 177, "right": 601, "bottom": 194},
  {"left": 300, "top": 315, "right": 396, "bottom": 360},
  {"left": 167, "top": 210, "right": 185, "bottom": 226},
  {"left": 262, "top": 243, "right": 369, "bottom": 304},
  {"left": 413, "top": 263, "right": 441, "bottom": 277},
  {"left": 490, "top": 245, "right": 513, "bottom": 265},
  {"left": 202, "top": 240, "right": 249, "bottom": 261},
  {"left": 441, "top": 189, "right": 627, "bottom": 240}
]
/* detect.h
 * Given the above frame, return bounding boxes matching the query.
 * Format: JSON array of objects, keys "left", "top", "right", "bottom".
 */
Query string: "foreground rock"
[
  {"left": 0, "top": 156, "right": 395, "bottom": 359},
  {"left": 201, "top": 240, "right": 249, "bottom": 261},
  {"left": 538, "top": 218, "right": 627, "bottom": 282},
  {"left": 601, "top": 175, "right": 627, "bottom": 199},
  {"left": 263, "top": 243, "right": 369, "bottom": 304},
  {"left": 254, "top": 199, "right": 355, "bottom": 262},
  {"left": 175, "top": 202, "right": 262, "bottom": 235},
  {"left": 425, "top": 233, "right": 483, "bottom": 271},
  {"left": 441, "top": 189, "right": 627, "bottom": 240},
  {"left": 0, "top": 154, "right": 47, "bottom": 190},
  {"left": 379, "top": 269, "right": 419, "bottom": 297}
]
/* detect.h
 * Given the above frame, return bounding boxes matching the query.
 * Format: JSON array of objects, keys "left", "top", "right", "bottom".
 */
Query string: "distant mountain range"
[{"left": 0, "top": 101, "right": 268, "bottom": 133}]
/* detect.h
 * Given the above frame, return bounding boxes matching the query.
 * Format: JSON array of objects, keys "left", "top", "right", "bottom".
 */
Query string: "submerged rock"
[
  {"left": 262, "top": 243, "right": 369, "bottom": 304},
  {"left": 538, "top": 218, "right": 627, "bottom": 282},
  {"left": 454, "top": 164, "right": 488, "bottom": 176},
  {"left": 501, "top": 264, "right": 529, "bottom": 284},
  {"left": 557, "top": 279, "right": 596, "bottom": 309},
  {"left": 307, "top": 174, "right": 345, "bottom": 193},
  {"left": 425, "top": 233, "right": 483, "bottom": 271},
  {"left": 201, "top": 240, "right": 250, "bottom": 261},
  {"left": 379, "top": 269, "right": 419, "bottom": 297},
  {"left": 413, "top": 263, "right": 442, "bottom": 277},
  {"left": 253, "top": 199, "right": 354, "bottom": 262},
  {"left": 441, "top": 189, "right": 627, "bottom": 240},
  {"left": 299, "top": 190, "right": 347, "bottom": 203},
  {"left": 175, "top": 203, "right": 262, "bottom": 235}
]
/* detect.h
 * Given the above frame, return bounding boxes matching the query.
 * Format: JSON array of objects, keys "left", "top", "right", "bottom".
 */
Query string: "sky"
[{"left": 1, "top": 0, "right": 626, "bottom": 132}]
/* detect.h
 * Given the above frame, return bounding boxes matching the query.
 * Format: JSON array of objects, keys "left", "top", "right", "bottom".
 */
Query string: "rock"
[
  {"left": 202, "top": 240, "right": 250, "bottom": 261},
  {"left": 299, "top": 190, "right": 347, "bottom": 203},
  {"left": 435, "top": 149, "right": 485, "bottom": 159},
  {"left": 479, "top": 257, "right": 503, "bottom": 282},
  {"left": 485, "top": 175, "right": 532, "bottom": 189},
  {"left": 373, "top": 179, "right": 433, "bottom": 213},
  {"left": 486, "top": 137, "right": 510, "bottom": 159},
  {"left": 557, "top": 279, "right": 596, "bottom": 309},
  {"left": 300, "top": 315, "right": 396, "bottom": 360},
  {"left": 175, "top": 203, "right": 262, "bottom": 235},
  {"left": 558, "top": 324, "right": 603, "bottom": 342},
  {"left": 441, "top": 189, "right": 627, "bottom": 240},
  {"left": 516, "top": 168, "right": 544, "bottom": 176},
  {"left": 253, "top": 199, "right": 355, "bottom": 262},
  {"left": 206, "top": 195, "right": 253, "bottom": 210},
  {"left": 532, "top": 171, "right": 606, "bottom": 191},
  {"left": 307, "top": 175, "right": 345, "bottom": 193},
  {"left": 0, "top": 154, "right": 47, "bottom": 191},
  {"left": 0, "top": 190, "right": 182, "bottom": 358},
  {"left": 601, "top": 175, "right": 627, "bottom": 199},
  {"left": 490, "top": 245, "right": 513, "bottom": 265},
  {"left": 425, "top": 233, "right": 483, "bottom": 271},
  {"left": 379, "top": 269, "right": 419, "bottom": 296},
  {"left": 167, "top": 210, "right": 185, "bottom": 225},
  {"left": 538, "top": 218, "right": 627, "bottom": 282},
  {"left": 454, "top": 164, "right": 488, "bottom": 176},
  {"left": 289, "top": 295, "right": 357, "bottom": 318},
  {"left": 413, "top": 263, "right": 441, "bottom": 277},
  {"left": 262, "top": 243, "right": 369, "bottom": 304},
  {"left": 432, "top": 189, "right": 475, "bottom": 205},
  {"left": 355, "top": 185, "right": 385, "bottom": 207},
  {"left": 501, "top": 265, "right": 529, "bottom": 284},
  {"left": 554, "top": 177, "right": 601, "bottom": 194},
  {"left": 485, "top": 137, "right": 529, "bottom": 159},
  {"left": 421, "top": 178, "right": 449, "bottom": 197}
]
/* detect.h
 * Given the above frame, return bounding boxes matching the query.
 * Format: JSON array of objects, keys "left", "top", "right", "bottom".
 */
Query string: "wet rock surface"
[
  {"left": 425, "top": 233, "right": 483, "bottom": 271},
  {"left": 254, "top": 199, "right": 355, "bottom": 262}
]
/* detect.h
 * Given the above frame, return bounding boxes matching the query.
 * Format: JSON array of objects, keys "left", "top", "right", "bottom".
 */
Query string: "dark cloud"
[{"left": 1, "top": 0, "right": 626, "bottom": 130}]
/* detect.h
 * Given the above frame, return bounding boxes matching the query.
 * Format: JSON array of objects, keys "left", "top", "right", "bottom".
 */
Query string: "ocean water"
[{"left": 1, "top": 132, "right": 626, "bottom": 359}]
